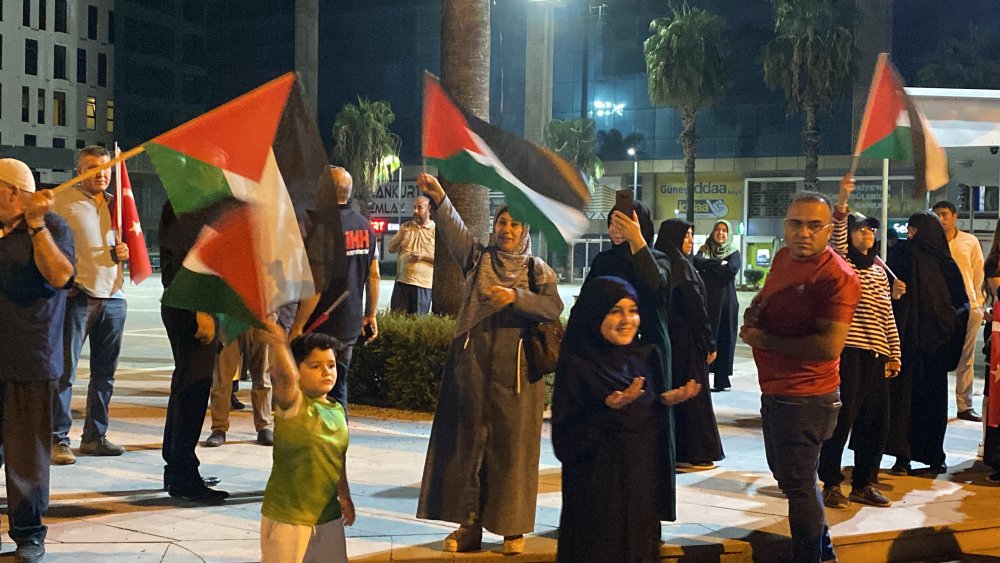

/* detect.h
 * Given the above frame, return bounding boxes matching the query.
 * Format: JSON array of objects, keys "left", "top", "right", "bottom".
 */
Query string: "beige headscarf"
[{"left": 453, "top": 205, "right": 557, "bottom": 337}]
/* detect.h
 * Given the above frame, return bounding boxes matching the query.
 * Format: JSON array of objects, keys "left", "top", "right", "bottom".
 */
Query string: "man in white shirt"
[
  {"left": 933, "top": 201, "right": 985, "bottom": 422},
  {"left": 51, "top": 146, "right": 130, "bottom": 465},
  {"left": 387, "top": 196, "right": 435, "bottom": 314}
]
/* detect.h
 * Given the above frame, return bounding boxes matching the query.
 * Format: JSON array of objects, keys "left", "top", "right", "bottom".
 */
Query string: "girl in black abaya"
[
  {"left": 694, "top": 220, "right": 742, "bottom": 392},
  {"left": 552, "top": 277, "right": 699, "bottom": 563},
  {"left": 655, "top": 219, "right": 725, "bottom": 467},
  {"left": 885, "top": 211, "right": 969, "bottom": 475}
]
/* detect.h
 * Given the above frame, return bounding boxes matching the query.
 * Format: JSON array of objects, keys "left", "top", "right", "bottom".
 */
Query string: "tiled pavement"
[{"left": 4, "top": 278, "right": 999, "bottom": 562}]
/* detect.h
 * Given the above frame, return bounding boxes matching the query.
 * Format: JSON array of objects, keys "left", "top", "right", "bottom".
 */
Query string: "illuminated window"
[
  {"left": 37, "top": 88, "right": 45, "bottom": 124},
  {"left": 86, "top": 96, "right": 96, "bottom": 130},
  {"left": 105, "top": 99, "right": 114, "bottom": 132}
]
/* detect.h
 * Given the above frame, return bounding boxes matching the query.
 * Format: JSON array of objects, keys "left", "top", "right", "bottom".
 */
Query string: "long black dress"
[
  {"left": 552, "top": 276, "right": 664, "bottom": 563},
  {"left": 885, "top": 212, "right": 969, "bottom": 469},
  {"left": 585, "top": 200, "right": 677, "bottom": 520},
  {"left": 694, "top": 251, "right": 741, "bottom": 390},
  {"left": 655, "top": 219, "right": 724, "bottom": 464}
]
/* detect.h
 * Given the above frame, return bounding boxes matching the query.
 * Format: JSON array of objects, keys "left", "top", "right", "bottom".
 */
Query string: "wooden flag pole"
[{"left": 52, "top": 145, "right": 146, "bottom": 193}]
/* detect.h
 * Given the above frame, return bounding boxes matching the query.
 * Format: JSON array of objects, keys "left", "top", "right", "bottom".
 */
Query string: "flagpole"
[
  {"left": 52, "top": 145, "right": 146, "bottom": 193},
  {"left": 881, "top": 158, "right": 889, "bottom": 259},
  {"left": 114, "top": 143, "right": 123, "bottom": 245}
]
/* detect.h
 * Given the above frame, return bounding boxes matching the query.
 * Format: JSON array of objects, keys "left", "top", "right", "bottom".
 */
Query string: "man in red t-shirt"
[{"left": 741, "top": 191, "right": 860, "bottom": 563}]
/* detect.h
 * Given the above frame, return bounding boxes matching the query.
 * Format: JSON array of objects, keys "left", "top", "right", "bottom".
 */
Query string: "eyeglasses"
[{"left": 784, "top": 219, "right": 832, "bottom": 236}]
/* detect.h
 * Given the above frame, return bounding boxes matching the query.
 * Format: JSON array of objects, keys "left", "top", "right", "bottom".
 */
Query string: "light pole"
[{"left": 627, "top": 147, "right": 638, "bottom": 197}]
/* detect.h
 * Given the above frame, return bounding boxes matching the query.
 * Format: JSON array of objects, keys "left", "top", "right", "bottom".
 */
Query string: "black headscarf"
[
  {"left": 846, "top": 213, "right": 878, "bottom": 270},
  {"left": 563, "top": 276, "right": 642, "bottom": 381},
  {"left": 606, "top": 199, "right": 655, "bottom": 248},
  {"left": 888, "top": 211, "right": 964, "bottom": 355},
  {"left": 654, "top": 219, "right": 703, "bottom": 290}
]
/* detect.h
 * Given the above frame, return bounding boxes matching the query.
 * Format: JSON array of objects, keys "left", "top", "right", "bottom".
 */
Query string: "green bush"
[{"left": 350, "top": 312, "right": 455, "bottom": 412}]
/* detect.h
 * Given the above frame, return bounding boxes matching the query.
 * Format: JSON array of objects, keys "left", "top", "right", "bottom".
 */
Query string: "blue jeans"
[
  {"left": 53, "top": 292, "right": 127, "bottom": 445},
  {"left": 761, "top": 392, "right": 841, "bottom": 563}
]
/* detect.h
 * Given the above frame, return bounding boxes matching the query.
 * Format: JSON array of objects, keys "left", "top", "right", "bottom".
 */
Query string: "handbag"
[{"left": 523, "top": 258, "right": 564, "bottom": 383}]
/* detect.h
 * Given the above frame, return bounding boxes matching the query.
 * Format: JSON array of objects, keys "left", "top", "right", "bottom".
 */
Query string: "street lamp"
[{"left": 627, "top": 147, "right": 638, "bottom": 197}]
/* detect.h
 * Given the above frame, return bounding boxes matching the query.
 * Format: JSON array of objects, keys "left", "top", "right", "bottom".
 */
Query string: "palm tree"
[
  {"left": 644, "top": 3, "right": 728, "bottom": 222},
  {"left": 330, "top": 98, "right": 401, "bottom": 218},
  {"left": 542, "top": 118, "right": 604, "bottom": 191},
  {"left": 434, "top": 0, "right": 491, "bottom": 316},
  {"left": 916, "top": 25, "right": 1000, "bottom": 89},
  {"left": 762, "top": 0, "right": 857, "bottom": 190},
  {"left": 596, "top": 129, "right": 646, "bottom": 162}
]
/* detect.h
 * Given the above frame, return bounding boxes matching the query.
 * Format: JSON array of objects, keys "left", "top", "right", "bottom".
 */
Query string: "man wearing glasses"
[{"left": 741, "top": 191, "right": 861, "bottom": 563}]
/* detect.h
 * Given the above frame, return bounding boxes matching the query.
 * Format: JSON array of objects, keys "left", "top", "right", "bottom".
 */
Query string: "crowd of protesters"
[{"left": 3, "top": 154, "right": 1000, "bottom": 563}]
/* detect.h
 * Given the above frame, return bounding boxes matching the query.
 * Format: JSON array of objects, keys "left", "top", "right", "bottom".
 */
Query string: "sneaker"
[
  {"left": 51, "top": 443, "right": 76, "bottom": 465},
  {"left": 14, "top": 539, "right": 45, "bottom": 563},
  {"left": 850, "top": 485, "right": 891, "bottom": 507},
  {"left": 442, "top": 524, "right": 482, "bottom": 553},
  {"left": 256, "top": 429, "right": 274, "bottom": 446},
  {"left": 79, "top": 438, "right": 125, "bottom": 456},
  {"left": 957, "top": 409, "right": 982, "bottom": 422},
  {"left": 204, "top": 430, "right": 226, "bottom": 448},
  {"left": 503, "top": 535, "right": 526, "bottom": 555},
  {"left": 822, "top": 485, "right": 850, "bottom": 509}
]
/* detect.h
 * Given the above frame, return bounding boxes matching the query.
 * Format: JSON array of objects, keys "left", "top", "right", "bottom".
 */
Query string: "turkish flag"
[{"left": 112, "top": 155, "right": 152, "bottom": 285}]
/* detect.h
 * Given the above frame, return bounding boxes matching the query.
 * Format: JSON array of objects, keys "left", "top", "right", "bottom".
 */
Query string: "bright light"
[
  {"left": 627, "top": 147, "right": 636, "bottom": 157},
  {"left": 592, "top": 100, "right": 625, "bottom": 117}
]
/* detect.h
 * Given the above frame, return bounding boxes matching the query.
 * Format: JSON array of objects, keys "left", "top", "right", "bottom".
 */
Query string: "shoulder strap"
[{"left": 528, "top": 257, "right": 538, "bottom": 293}]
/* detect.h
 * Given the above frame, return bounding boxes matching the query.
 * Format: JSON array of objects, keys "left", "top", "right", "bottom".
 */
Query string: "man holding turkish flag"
[{"left": 113, "top": 147, "right": 152, "bottom": 285}]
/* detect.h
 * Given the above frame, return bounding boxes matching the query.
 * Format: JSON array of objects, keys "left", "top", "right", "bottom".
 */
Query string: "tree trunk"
[
  {"left": 680, "top": 105, "right": 698, "bottom": 223},
  {"left": 434, "top": 0, "right": 491, "bottom": 316},
  {"left": 803, "top": 104, "right": 820, "bottom": 191}
]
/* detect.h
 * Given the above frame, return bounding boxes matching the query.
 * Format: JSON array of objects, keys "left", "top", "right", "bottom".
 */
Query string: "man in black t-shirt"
[{"left": 291, "top": 166, "right": 379, "bottom": 411}]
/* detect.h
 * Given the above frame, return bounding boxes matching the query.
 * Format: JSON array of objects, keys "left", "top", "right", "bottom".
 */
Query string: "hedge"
[
  {"left": 349, "top": 312, "right": 558, "bottom": 412},
  {"left": 349, "top": 312, "right": 455, "bottom": 412}
]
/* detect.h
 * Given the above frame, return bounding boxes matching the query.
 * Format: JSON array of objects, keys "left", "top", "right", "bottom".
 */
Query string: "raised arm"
[
  {"left": 418, "top": 173, "right": 481, "bottom": 273},
  {"left": 831, "top": 174, "right": 853, "bottom": 258},
  {"left": 259, "top": 322, "right": 300, "bottom": 409},
  {"left": 29, "top": 196, "right": 75, "bottom": 289}
]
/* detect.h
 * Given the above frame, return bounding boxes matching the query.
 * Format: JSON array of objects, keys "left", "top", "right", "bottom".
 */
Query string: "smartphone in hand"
[{"left": 612, "top": 189, "right": 634, "bottom": 219}]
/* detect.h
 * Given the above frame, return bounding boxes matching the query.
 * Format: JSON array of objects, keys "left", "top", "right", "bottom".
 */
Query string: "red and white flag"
[{"left": 113, "top": 147, "right": 152, "bottom": 284}]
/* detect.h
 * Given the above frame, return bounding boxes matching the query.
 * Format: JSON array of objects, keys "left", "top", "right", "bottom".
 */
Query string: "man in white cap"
[{"left": 0, "top": 158, "right": 76, "bottom": 562}]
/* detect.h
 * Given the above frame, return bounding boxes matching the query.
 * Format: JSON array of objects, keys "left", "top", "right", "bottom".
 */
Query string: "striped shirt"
[{"left": 830, "top": 212, "right": 901, "bottom": 363}]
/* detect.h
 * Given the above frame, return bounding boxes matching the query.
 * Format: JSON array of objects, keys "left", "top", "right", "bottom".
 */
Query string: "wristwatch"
[{"left": 28, "top": 225, "right": 46, "bottom": 237}]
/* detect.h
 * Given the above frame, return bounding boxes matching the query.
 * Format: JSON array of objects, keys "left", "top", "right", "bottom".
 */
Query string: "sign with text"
[{"left": 654, "top": 172, "right": 744, "bottom": 233}]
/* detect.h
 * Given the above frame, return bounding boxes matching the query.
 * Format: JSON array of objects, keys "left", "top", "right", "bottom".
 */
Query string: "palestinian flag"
[
  {"left": 855, "top": 53, "right": 949, "bottom": 192},
  {"left": 423, "top": 73, "right": 590, "bottom": 246},
  {"left": 148, "top": 72, "right": 329, "bottom": 331}
]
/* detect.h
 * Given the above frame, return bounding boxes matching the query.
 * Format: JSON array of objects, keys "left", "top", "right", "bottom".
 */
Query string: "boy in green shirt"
[{"left": 259, "top": 325, "right": 354, "bottom": 563}]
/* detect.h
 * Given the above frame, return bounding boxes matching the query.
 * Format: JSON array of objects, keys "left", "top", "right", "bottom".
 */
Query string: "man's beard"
[{"left": 414, "top": 214, "right": 427, "bottom": 225}]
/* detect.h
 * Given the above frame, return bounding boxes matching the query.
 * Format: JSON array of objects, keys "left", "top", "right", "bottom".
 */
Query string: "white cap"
[{"left": 0, "top": 159, "right": 36, "bottom": 193}]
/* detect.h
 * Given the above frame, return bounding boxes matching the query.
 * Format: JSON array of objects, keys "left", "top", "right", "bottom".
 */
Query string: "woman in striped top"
[{"left": 818, "top": 175, "right": 902, "bottom": 509}]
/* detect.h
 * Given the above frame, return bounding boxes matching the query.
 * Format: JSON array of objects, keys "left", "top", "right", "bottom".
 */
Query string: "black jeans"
[
  {"left": 762, "top": 391, "right": 841, "bottom": 563},
  {"left": 0, "top": 379, "right": 55, "bottom": 546},
  {"left": 818, "top": 348, "right": 890, "bottom": 489},
  {"left": 160, "top": 305, "right": 217, "bottom": 488}
]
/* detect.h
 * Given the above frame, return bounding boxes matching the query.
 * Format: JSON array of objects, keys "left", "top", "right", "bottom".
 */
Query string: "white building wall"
[{"left": 1, "top": 0, "right": 115, "bottom": 161}]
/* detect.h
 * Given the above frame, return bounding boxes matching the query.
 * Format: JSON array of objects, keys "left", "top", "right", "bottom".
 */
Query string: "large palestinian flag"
[
  {"left": 423, "top": 73, "right": 590, "bottom": 246},
  {"left": 855, "top": 53, "right": 949, "bottom": 192},
  {"left": 148, "top": 72, "right": 329, "bottom": 332}
]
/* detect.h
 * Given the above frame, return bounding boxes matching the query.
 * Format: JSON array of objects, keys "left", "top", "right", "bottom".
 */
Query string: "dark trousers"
[
  {"left": 762, "top": 392, "right": 841, "bottom": 563},
  {"left": 160, "top": 305, "right": 216, "bottom": 488},
  {"left": 0, "top": 379, "right": 55, "bottom": 545},
  {"left": 390, "top": 282, "right": 432, "bottom": 315},
  {"left": 325, "top": 336, "right": 354, "bottom": 413},
  {"left": 818, "top": 348, "right": 890, "bottom": 489}
]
